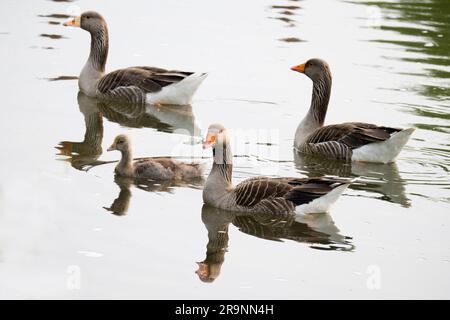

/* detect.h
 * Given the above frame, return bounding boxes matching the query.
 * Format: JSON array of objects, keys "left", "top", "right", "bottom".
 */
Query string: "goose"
[
  {"left": 63, "top": 11, "right": 207, "bottom": 105},
  {"left": 107, "top": 134, "right": 203, "bottom": 180},
  {"left": 202, "top": 124, "right": 351, "bottom": 215},
  {"left": 291, "top": 58, "right": 415, "bottom": 163}
]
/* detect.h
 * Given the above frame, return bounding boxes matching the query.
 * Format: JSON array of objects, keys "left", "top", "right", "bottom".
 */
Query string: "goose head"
[
  {"left": 63, "top": 11, "right": 107, "bottom": 34},
  {"left": 202, "top": 123, "right": 228, "bottom": 150},
  {"left": 203, "top": 123, "right": 232, "bottom": 165},
  {"left": 107, "top": 134, "right": 130, "bottom": 153},
  {"left": 291, "top": 58, "right": 332, "bottom": 83}
]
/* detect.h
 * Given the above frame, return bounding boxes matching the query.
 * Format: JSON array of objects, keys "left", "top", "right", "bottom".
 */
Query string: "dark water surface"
[{"left": 0, "top": 0, "right": 448, "bottom": 298}]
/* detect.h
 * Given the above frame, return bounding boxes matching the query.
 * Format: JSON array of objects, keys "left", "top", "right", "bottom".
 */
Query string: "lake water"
[{"left": 0, "top": 0, "right": 448, "bottom": 299}]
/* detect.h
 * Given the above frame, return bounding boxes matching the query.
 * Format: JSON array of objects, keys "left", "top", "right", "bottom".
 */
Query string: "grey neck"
[
  {"left": 88, "top": 27, "right": 109, "bottom": 72},
  {"left": 210, "top": 141, "right": 233, "bottom": 186},
  {"left": 79, "top": 26, "right": 108, "bottom": 96},
  {"left": 203, "top": 139, "right": 234, "bottom": 208},
  {"left": 309, "top": 75, "right": 332, "bottom": 126},
  {"left": 294, "top": 74, "right": 332, "bottom": 147}
]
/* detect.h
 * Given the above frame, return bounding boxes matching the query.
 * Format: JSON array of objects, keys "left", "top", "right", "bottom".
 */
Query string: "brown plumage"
[
  {"left": 305, "top": 122, "right": 402, "bottom": 149},
  {"left": 97, "top": 67, "right": 194, "bottom": 98},
  {"left": 233, "top": 177, "right": 346, "bottom": 215}
]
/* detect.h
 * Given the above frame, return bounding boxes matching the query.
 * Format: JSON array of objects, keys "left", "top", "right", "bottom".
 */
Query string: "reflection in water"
[
  {"left": 104, "top": 176, "right": 133, "bottom": 216},
  {"left": 39, "top": 33, "right": 65, "bottom": 40},
  {"left": 353, "top": 0, "right": 450, "bottom": 202},
  {"left": 56, "top": 92, "right": 201, "bottom": 171},
  {"left": 104, "top": 176, "right": 204, "bottom": 216},
  {"left": 269, "top": 2, "right": 302, "bottom": 35},
  {"left": 56, "top": 92, "right": 104, "bottom": 170},
  {"left": 38, "top": 14, "right": 71, "bottom": 19},
  {"left": 98, "top": 100, "right": 200, "bottom": 136},
  {"left": 358, "top": 0, "right": 450, "bottom": 114},
  {"left": 196, "top": 204, "right": 352, "bottom": 283},
  {"left": 47, "top": 76, "right": 78, "bottom": 81},
  {"left": 294, "top": 152, "right": 410, "bottom": 207}
]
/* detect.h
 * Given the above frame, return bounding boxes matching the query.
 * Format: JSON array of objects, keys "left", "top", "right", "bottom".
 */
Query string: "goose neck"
[
  {"left": 88, "top": 26, "right": 109, "bottom": 72},
  {"left": 309, "top": 75, "right": 332, "bottom": 126},
  {"left": 117, "top": 148, "right": 133, "bottom": 173}
]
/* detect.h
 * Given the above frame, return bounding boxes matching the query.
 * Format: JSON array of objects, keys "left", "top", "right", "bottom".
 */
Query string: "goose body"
[
  {"left": 107, "top": 134, "right": 203, "bottom": 180},
  {"left": 202, "top": 124, "right": 350, "bottom": 215},
  {"left": 64, "top": 12, "right": 206, "bottom": 105},
  {"left": 291, "top": 59, "right": 414, "bottom": 163}
]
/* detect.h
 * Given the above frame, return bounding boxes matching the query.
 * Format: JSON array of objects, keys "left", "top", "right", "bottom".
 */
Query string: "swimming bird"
[
  {"left": 291, "top": 58, "right": 414, "bottom": 163},
  {"left": 63, "top": 11, "right": 207, "bottom": 105},
  {"left": 202, "top": 124, "right": 350, "bottom": 215},
  {"left": 107, "top": 134, "right": 203, "bottom": 180}
]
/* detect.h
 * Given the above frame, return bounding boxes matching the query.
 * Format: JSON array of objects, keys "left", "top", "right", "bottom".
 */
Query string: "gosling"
[{"left": 107, "top": 134, "right": 203, "bottom": 180}]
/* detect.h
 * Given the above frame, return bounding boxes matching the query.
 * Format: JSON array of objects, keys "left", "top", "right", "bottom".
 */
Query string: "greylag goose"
[
  {"left": 63, "top": 11, "right": 207, "bottom": 105},
  {"left": 291, "top": 58, "right": 415, "bottom": 163},
  {"left": 202, "top": 124, "right": 350, "bottom": 215},
  {"left": 107, "top": 134, "right": 203, "bottom": 179}
]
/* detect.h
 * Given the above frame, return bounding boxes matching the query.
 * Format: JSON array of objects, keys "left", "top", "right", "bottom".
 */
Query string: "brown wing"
[
  {"left": 98, "top": 68, "right": 161, "bottom": 95},
  {"left": 283, "top": 178, "right": 345, "bottom": 206},
  {"left": 233, "top": 176, "right": 346, "bottom": 208},
  {"left": 98, "top": 67, "right": 193, "bottom": 94},
  {"left": 234, "top": 177, "right": 292, "bottom": 208},
  {"left": 306, "top": 122, "right": 402, "bottom": 149},
  {"left": 133, "top": 67, "right": 193, "bottom": 86}
]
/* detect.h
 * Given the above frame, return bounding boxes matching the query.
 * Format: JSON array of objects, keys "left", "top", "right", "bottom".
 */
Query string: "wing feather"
[
  {"left": 97, "top": 66, "right": 194, "bottom": 103},
  {"left": 307, "top": 122, "right": 402, "bottom": 149},
  {"left": 234, "top": 177, "right": 292, "bottom": 208}
]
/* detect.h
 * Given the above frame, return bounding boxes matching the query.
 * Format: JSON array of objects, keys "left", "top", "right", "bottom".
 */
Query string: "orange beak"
[
  {"left": 63, "top": 16, "right": 81, "bottom": 27},
  {"left": 202, "top": 133, "right": 216, "bottom": 149},
  {"left": 291, "top": 63, "right": 305, "bottom": 73}
]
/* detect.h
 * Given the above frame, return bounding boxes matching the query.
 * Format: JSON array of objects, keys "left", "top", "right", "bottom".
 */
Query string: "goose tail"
[
  {"left": 147, "top": 72, "right": 208, "bottom": 106},
  {"left": 352, "top": 127, "right": 415, "bottom": 163},
  {"left": 294, "top": 180, "right": 351, "bottom": 215}
]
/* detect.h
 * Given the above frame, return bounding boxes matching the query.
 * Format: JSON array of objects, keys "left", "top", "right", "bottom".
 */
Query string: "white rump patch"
[
  {"left": 295, "top": 183, "right": 349, "bottom": 214},
  {"left": 147, "top": 72, "right": 207, "bottom": 105},
  {"left": 351, "top": 128, "right": 415, "bottom": 163}
]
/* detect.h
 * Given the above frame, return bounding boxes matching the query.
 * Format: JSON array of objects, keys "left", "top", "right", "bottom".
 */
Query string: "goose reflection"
[
  {"left": 294, "top": 152, "right": 410, "bottom": 207},
  {"left": 103, "top": 176, "right": 133, "bottom": 216},
  {"left": 97, "top": 99, "right": 201, "bottom": 136},
  {"left": 104, "top": 176, "right": 204, "bottom": 216},
  {"left": 56, "top": 92, "right": 104, "bottom": 170},
  {"left": 196, "top": 204, "right": 353, "bottom": 283},
  {"left": 56, "top": 92, "right": 201, "bottom": 171}
]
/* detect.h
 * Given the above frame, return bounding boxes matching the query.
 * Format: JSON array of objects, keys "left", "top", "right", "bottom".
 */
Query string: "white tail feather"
[
  {"left": 351, "top": 128, "right": 415, "bottom": 164},
  {"left": 147, "top": 72, "right": 207, "bottom": 106},
  {"left": 295, "top": 183, "right": 349, "bottom": 214}
]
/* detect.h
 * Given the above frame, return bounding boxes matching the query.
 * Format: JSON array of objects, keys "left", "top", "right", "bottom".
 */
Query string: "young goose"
[
  {"left": 107, "top": 134, "right": 203, "bottom": 180},
  {"left": 202, "top": 124, "right": 350, "bottom": 215},
  {"left": 291, "top": 58, "right": 415, "bottom": 163},
  {"left": 63, "top": 11, "right": 207, "bottom": 105}
]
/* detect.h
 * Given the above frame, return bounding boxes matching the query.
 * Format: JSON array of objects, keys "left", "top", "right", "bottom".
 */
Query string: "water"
[{"left": 0, "top": 0, "right": 448, "bottom": 299}]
